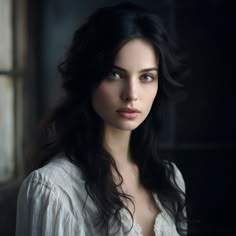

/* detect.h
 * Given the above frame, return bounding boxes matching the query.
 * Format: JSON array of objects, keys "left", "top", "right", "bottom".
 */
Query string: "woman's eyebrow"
[{"left": 112, "top": 65, "right": 158, "bottom": 73}]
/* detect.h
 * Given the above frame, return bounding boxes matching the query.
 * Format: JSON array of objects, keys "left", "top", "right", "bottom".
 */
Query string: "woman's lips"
[{"left": 116, "top": 107, "right": 140, "bottom": 119}]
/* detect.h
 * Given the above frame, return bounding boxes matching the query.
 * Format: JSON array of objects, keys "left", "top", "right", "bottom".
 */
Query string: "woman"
[{"left": 16, "top": 2, "right": 187, "bottom": 236}]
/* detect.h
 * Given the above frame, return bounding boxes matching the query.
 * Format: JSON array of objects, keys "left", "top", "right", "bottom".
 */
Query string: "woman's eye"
[
  {"left": 108, "top": 71, "right": 122, "bottom": 80},
  {"left": 141, "top": 74, "right": 154, "bottom": 82}
]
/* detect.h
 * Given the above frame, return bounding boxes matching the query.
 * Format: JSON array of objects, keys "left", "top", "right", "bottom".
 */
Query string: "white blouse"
[{"left": 16, "top": 153, "right": 187, "bottom": 236}]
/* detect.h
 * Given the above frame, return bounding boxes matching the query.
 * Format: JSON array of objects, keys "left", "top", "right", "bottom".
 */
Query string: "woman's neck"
[{"left": 103, "top": 125, "right": 133, "bottom": 167}]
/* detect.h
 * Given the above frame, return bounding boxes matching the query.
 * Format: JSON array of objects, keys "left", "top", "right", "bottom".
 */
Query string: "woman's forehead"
[{"left": 113, "top": 38, "right": 159, "bottom": 69}]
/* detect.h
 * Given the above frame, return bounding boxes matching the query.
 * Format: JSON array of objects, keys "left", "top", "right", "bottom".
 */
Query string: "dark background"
[{"left": 0, "top": 0, "right": 235, "bottom": 235}]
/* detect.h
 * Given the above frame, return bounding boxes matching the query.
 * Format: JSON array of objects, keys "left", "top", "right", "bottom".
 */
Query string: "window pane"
[
  {"left": 0, "top": 0, "right": 12, "bottom": 70},
  {"left": 0, "top": 76, "right": 14, "bottom": 182}
]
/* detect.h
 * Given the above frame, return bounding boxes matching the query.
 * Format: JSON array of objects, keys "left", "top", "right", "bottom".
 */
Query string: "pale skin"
[{"left": 92, "top": 38, "right": 160, "bottom": 236}]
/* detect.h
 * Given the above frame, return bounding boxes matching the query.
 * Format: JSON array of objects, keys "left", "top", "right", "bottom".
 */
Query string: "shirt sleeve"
[
  {"left": 172, "top": 162, "right": 188, "bottom": 233},
  {"left": 172, "top": 162, "right": 186, "bottom": 194},
  {"left": 15, "top": 173, "right": 85, "bottom": 236}
]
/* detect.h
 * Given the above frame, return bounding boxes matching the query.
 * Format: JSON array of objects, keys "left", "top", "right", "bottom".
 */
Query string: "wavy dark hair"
[{"left": 33, "top": 2, "right": 187, "bottom": 235}]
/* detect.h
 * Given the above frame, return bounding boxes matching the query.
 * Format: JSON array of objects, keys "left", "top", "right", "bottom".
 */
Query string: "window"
[
  {"left": 0, "top": 0, "right": 27, "bottom": 183},
  {"left": 0, "top": 0, "right": 15, "bottom": 183}
]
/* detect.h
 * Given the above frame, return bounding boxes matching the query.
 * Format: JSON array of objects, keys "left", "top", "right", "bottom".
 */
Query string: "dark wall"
[
  {"left": 174, "top": 0, "right": 235, "bottom": 234},
  {"left": 176, "top": 0, "right": 234, "bottom": 145}
]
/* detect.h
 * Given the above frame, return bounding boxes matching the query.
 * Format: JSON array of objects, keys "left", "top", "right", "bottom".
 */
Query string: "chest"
[
  {"left": 113, "top": 163, "right": 161, "bottom": 236},
  {"left": 121, "top": 180, "right": 160, "bottom": 236}
]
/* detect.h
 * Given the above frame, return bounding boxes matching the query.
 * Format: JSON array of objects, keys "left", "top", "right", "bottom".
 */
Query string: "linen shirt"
[{"left": 16, "top": 153, "right": 186, "bottom": 236}]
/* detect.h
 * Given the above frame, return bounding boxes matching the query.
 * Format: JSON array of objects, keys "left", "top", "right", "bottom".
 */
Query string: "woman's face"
[{"left": 92, "top": 38, "right": 159, "bottom": 131}]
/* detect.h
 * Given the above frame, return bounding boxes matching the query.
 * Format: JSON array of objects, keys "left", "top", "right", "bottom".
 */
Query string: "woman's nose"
[{"left": 121, "top": 79, "right": 138, "bottom": 102}]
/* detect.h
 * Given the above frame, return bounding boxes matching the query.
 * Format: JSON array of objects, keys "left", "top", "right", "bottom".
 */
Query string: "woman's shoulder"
[
  {"left": 164, "top": 160, "right": 186, "bottom": 193},
  {"left": 19, "top": 153, "right": 86, "bottom": 215},
  {"left": 16, "top": 153, "right": 86, "bottom": 235},
  {"left": 26, "top": 153, "right": 84, "bottom": 188}
]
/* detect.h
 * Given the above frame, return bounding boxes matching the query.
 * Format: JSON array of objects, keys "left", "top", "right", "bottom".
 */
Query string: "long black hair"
[{"left": 33, "top": 2, "right": 187, "bottom": 235}]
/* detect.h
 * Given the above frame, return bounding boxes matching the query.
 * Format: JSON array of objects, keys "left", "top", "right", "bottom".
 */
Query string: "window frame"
[{"left": 0, "top": 0, "right": 29, "bottom": 183}]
